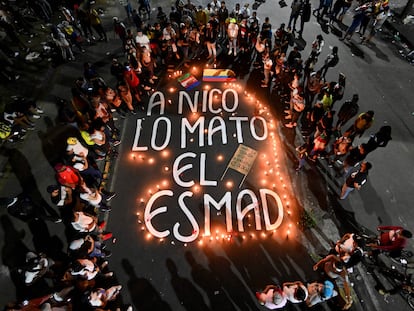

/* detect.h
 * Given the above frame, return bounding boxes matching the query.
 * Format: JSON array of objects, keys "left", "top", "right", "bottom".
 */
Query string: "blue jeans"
[{"left": 340, "top": 184, "right": 354, "bottom": 199}]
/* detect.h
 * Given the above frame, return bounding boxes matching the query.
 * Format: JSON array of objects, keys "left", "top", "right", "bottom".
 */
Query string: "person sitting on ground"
[
  {"left": 68, "top": 234, "right": 111, "bottom": 259},
  {"left": 306, "top": 280, "right": 338, "bottom": 307},
  {"left": 86, "top": 285, "right": 123, "bottom": 308},
  {"left": 256, "top": 285, "right": 287, "bottom": 309},
  {"left": 313, "top": 255, "right": 353, "bottom": 310},
  {"left": 283, "top": 281, "right": 308, "bottom": 303}
]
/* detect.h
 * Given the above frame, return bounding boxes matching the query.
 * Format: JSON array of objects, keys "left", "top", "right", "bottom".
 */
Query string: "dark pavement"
[{"left": 1, "top": 0, "right": 414, "bottom": 310}]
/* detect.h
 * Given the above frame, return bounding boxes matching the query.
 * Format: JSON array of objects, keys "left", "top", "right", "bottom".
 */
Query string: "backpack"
[
  {"left": 0, "top": 122, "right": 12, "bottom": 139},
  {"left": 329, "top": 53, "right": 339, "bottom": 67}
]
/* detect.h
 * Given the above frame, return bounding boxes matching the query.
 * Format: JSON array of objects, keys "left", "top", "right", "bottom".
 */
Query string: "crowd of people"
[
  {"left": 0, "top": 0, "right": 409, "bottom": 310},
  {"left": 256, "top": 227, "right": 412, "bottom": 310}
]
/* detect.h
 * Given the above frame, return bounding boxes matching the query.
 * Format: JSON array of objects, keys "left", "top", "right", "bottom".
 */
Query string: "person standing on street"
[
  {"left": 363, "top": 125, "right": 392, "bottom": 153},
  {"left": 319, "top": 46, "right": 339, "bottom": 79},
  {"left": 119, "top": 0, "right": 133, "bottom": 20},
  {"left": 335, "top": 94, "right": 359, "bottom": 130},
  {"left": 340, "top": 161, "right": 372, "bottom": 199},
  {"left": 288, "top": 0, "right": 302, "bottom": 34},
  {"left": 298, "top": 0, "right": 311, "bottom": 38}
]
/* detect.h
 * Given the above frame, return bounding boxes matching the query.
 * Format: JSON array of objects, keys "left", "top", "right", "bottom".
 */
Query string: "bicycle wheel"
[{"left": 407, "top": 293, "right": 414, "bottom": 310}]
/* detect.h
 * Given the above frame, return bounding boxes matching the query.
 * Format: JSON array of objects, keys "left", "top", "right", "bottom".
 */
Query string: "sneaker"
[
  {"left": 101, "top": 232, "right": 113, "bottom": 241},
  {"left": 228, "top": 50, "right": 232, "bottom": 55},
  {"left": 6, "top": 197, "right": 18, "bottom": 207},
  {"left": 284, "top": 123, "right": 294, "bottom": 128},
  {"left": 105, "top": 272, "right": 114, "bottom": 277},
  {"left": 103, "top": 249, "right": 112, "bottom": 257},
  {"left": 284, "top": 115, "right": 292, "bottom": 119},
  {"left": 112, "top": 140, "right": 121, "bottom": 147},
  {"left": 100, "top": 206, "right": 112, "bottom": 212},
  {"left": 101, "top": 261, "right": 109, "bottom": 269},
  {"left": 105, "top": 192, "right": 116, "bottom": 201},
  {"left": 98, "top": 221, "right": 106, "bottom": 230},
  {"left": 144, "top": 86, "right": 151, "bottom": 91},
  {"left": 234, "top": 50, "right": 237, "bottom": 56},
  {"left": 36, "top": 108, "right": 44, "bottom": 114},
  {"left": 130, "top": 110, "right": 136, "bottom": 115},
  {"left": 261, "top": 84, "right": 268, "bottom": 88},
  {"left": 32, "top": 114, "right": 41, "bottom": 119},
  {"left": 54, "top": 218, "right": 63, "bottom": 223}
]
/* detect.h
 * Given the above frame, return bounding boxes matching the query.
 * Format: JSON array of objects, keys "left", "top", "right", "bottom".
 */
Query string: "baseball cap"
[
  {"left": 67, "top": 137, "right": 78, "bottom": 145},
  {"left": 322, "top": 280, "right": 334, "bottom": 298}
]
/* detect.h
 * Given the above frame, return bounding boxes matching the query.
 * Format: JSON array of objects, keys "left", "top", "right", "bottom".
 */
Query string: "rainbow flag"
[
  {"left": 202, "top": 69, "right": 237, "bottom": 82},
  {"left": 177, "top": 73, "right": 200, "bottom": 90}
]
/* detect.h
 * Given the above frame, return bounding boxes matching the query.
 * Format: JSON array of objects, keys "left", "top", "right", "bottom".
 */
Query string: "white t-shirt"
[
  {"left": 67, "top": 141, "right": 89, "bottom": 157},
  {"left": 261, "top": 288, "right": 288, "bottom": 309},
  {"left": 283, "top": 284, "right": 308, "bottom": 304},
  {"left": 135, "top": 34, "right": 151, "bottom": 50}
]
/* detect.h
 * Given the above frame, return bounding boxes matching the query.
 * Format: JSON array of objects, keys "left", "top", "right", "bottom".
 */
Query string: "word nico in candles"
[
  {"left": 144, "top": 152, "right": 284, "bottom": 243},
  {"left": 132, "top": 88, "right": 269, "bottom": 151}
]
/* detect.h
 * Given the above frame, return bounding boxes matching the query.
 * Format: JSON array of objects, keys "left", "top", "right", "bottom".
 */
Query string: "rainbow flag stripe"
[{"left": 177, "top": 73, "right": 200, "bottom": 90}]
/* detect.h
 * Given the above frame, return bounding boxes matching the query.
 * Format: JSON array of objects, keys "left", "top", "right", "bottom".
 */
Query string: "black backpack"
[{"left": 329, "top": 53, "right": 339, "bottom": 67}]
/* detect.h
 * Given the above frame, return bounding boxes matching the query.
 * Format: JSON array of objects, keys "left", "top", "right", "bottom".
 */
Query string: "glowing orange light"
[
  {"left": 217, "top": 155, "right": 224, "bottom": 161},
  {"left": 148, "top": 158, "right": 155, "bottom": 164},
  {"left": 164, "top": 166, "right": 169, "bottom": 172},
  {"left": 146, "top": 233, "right": 152, "bottom": 239},
  {"left": 226, "top": 181, "right": 234, "bottom": 189},
  {"left": 162, "top": 180, "right": 168, "bottom": 187},
  {"left": 192, "top": 184, "right": 200, "bottom": 193},
  {"left": 161, "top": 150, "right": 170, "bottom": 158}
]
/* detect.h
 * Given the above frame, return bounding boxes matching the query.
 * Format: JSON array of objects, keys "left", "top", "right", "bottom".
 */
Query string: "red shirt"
[{"left": 377, "top": 226, "right": 407, "bottom": 251}]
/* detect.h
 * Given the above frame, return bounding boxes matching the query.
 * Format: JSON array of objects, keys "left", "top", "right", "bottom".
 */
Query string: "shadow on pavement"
[
  {"left": 202, "top": 246, "right": 260, "bottom": 311},
  {"left": 166, "top": 258, "right": 211, "bottom": 311},
  {"left": 121, "top": 258, "right": 172, "bottom": 311},
  {"left": 184, "top": 251, "right": 236, "bottom": 311}
]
